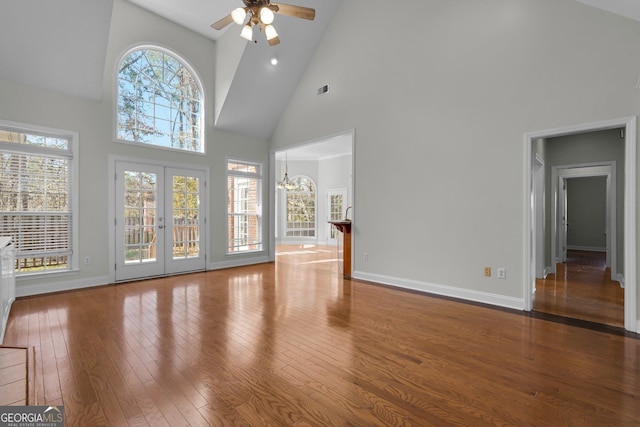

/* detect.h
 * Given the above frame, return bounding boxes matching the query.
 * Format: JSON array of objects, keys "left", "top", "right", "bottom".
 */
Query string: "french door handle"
[{"left": 158, "top": 225, "right": 165, "bottom": 229}]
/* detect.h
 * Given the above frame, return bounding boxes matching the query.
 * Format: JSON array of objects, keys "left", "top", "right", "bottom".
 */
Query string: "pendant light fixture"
[{"left": 277, "top": 152, "right": 296, "bottom": 190}]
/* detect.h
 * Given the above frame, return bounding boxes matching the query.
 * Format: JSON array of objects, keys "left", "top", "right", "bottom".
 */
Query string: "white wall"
[
  {"left": 270, "top": 0, "right": 640, "bottom": 310},
  {"left": 318, "top": 154, "right": 353, "bottom": 243},
  {"left": 0, "top": 0, "right": 270, "bottom": 295},
  {"left": 566, "top": 176, "right": 607, "bottom": 250}
]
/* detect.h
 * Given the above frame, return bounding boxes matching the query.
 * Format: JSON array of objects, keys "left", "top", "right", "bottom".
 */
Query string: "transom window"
[
  {"left": 0, "top": 122, "right": 77, "bottom": 275},
  {"left": 116, "top": 47, "right": 204, "bottom": 153},
  {"left": 227, "top": 160, "right": 263, "bottom": 253},
  {"left": 286, "top": 176, "right": 316, "bottom": 237}
]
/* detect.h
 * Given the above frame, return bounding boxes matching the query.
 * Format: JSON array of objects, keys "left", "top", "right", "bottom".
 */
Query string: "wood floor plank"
[
  {"left": 534, "top": 250, "right": 624, "bottom": 327},
  {"left": 2, "top": 245, "right": 640, "bottom": 426}
]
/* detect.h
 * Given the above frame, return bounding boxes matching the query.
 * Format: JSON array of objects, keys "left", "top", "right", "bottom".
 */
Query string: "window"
[
  {"left": 116, "top": 47, "right": 204, "bottom": 153},
  {"left": 0, "top": 122, "right": 77, "bottom": 275},
  {"left": 227, "top": 160, "right": 262, "bottom": 253},
  {"left": 286, "top": 176, "right": 316, "bottom": 237},
  {"left": 171, "top": 174, "right": 201, "bottom": 260}
]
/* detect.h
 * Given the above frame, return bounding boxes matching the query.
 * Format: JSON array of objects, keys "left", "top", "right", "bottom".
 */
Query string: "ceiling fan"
[{"left": 211, "top": 0, "right": 316, "bottom": 46}]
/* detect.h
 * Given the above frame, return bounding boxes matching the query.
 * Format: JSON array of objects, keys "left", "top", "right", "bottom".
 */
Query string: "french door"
[
  {"left": 115, "top": 161, "right": 206, "bottom": 281},
  {"left": 327, "top": 189, "right": 347, "bottom": 245}
]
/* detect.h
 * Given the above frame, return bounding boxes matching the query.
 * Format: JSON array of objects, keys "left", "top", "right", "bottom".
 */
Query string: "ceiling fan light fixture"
[
  {"left": 260, "top": 7, "right": 275, "bottom": 25},
  {"left": 265, "top": 24, "right": 278, "bottom": 41},
  {"left": 240, "top": 24, "right": 253, "bottom": 41},
  {"left": 211, "top": 2, "right": 315, "bottom": 46},
  {"left": 231, "top": 7, "right": 247, "bottom": 25}
]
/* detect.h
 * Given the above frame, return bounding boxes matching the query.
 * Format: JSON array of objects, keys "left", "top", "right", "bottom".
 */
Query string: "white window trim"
[
  {"left": 0, "top": 119, "right": 79, "bottom": 278},
  {"left": 112, "top": 43, "right": 207, "bottom": 155},
  {"left": 226, "top": 158, "right": 264, "bottom": 255}
]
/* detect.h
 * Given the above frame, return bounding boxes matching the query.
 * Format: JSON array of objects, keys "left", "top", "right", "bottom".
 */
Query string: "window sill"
[{"left": 226, "top": 250, "right": 265, "bottom": 256}]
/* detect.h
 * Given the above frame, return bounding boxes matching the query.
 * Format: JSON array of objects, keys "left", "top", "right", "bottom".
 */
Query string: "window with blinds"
[{"left": 0, "top": 125, "right": 74, "bottom": 274}]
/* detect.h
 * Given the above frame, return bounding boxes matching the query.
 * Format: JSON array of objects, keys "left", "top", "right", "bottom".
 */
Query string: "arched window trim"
[
  {"left": 285, "top": 175, "right": 317, "bottom": 238},
  {"left": 113, "top": 44, "right": 206, "bottom": 155}
]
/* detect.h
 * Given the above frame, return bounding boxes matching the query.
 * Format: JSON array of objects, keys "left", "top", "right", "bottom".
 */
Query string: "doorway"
[
  {"left": 112, "top": 160, "right": 207, "bottom": 282},
  {"left": 524, "top": 117, "right": 637, "bottom": 332},
  {"left": 551, "top": 163, "right": 615, "bottom": 279},
  {"left": 272, "top": 130, "right": 354, "bottom": 251}
]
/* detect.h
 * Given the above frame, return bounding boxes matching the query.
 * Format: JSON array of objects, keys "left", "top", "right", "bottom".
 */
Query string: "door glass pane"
[
  {"left": 123, "top": 171, "right": 157, "bottom": 263},
  {"left": 172, "top": 175, "right": 200, "bottom": 260},
  {"left": 330, "top": 194, "right": 343, "bottom": 239}
]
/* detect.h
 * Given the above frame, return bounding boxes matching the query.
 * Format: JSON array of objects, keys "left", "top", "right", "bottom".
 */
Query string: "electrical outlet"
[
  {"left": 498, "top": 268, "right": 506, "bottom": 279},
  {"left": 364, "top": 252, "right": 368, "bottom": 261},
  {"left": 84, "top": 256, "right": 91, "bottom": 265},
  {"left": 484, "top": 267, "right": 491, "bottom": 277}
]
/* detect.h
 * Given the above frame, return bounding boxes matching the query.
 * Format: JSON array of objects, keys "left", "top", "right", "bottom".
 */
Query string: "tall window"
[
  {"left": 286, "top": 176, "right": 316, "bottom": 237},
  {"left": 116, "top": 47, "right": 204, "bottom": 153},
  {"left": 0, "top": 122, "right": 76, "bottom": 275},
  {"left": 227, "top": 160, "right": 262, "bottom": 253}
]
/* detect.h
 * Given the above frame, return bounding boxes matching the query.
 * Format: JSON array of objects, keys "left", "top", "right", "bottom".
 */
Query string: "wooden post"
[{"left": 329, "top": 221, "right": 351, "bottom": 278}]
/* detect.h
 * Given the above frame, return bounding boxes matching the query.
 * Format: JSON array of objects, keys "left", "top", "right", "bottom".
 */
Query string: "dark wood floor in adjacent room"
[
  {"left": 3, "top": 245, "right": 640, "bottom": 426},
  {"left": 533, "top": 250, "right": 624, "bottom": 328}
]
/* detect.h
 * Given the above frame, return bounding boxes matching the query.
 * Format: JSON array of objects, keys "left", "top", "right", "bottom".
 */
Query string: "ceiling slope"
[
  {"left": 130, "top": 0, "right": 342, "bottom": 140},
  {"left": 215, "top": 0, "right": 342, "bottom": 139},
  {"left": 0, "top": 0, "right": 114, "bottom": 101},
  {"left": 577, "top": 0, "right": 640, "bottom": 22}
]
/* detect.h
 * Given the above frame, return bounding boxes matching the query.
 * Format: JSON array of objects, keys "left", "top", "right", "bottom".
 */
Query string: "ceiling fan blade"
[
  {"left": 272, "top": 3, "right": 316, "bottom": 20},
  {"left": 268, "top": 36, "right": 281, "bottom": 46},
  {"left": 211, "top": 14, "right": 234, "bottom": 30}
]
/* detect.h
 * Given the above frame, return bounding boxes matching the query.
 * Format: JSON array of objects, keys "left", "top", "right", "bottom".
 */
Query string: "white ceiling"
[
  {"left": 0, "top": 0, "right": 114, "bottom": 101},
  {"left": 275, "top": 133, "right": 352, "bottom": 161},
  {"left": 128, "top": 0, "right": 241, "bottom": 41},
  {"left": 577, "top": 0, "right": 640, "bottom": 21}
]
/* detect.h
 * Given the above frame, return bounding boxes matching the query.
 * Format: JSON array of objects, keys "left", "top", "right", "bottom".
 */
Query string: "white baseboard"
[
  {"left": 617, "top": 274, "right": 625, "bottom": 288},
  {"left": 17, "top": 275, "right": 110, "bottom": 298},
  {"left": 208, "top": 255, "right": 272, "bottom": 271},
  {"left": 352, "top": 271, "right": 525, "bottom": 311},
  {"left": 566, "top": 245, "right": 606, "bottom": 252}
]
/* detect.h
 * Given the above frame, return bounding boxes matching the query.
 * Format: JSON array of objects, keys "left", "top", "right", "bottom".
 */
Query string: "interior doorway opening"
[
  {"left": 524, "top": 117, "right": 637, "bottom": 332},
  {"left": 271, "top": 130, "right": 354, "bottom": 252}
]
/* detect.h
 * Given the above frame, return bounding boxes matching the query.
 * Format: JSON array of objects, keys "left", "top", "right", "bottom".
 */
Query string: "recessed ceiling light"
[{"left": 270, "top": 57, "right": 278, "bottom": 66}]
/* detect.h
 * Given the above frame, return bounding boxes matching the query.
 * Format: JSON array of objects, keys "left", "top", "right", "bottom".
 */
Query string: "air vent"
[{"left": 317, "top": 84, "right": 329, "bottom": 95}]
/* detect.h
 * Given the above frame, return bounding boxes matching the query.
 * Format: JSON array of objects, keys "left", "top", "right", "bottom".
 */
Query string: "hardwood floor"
[
  {"left": 2, "top": 245, "right": 640, "bottom": 426},
  {"left": 533, "top": 250, "right": 624, "bottom": 328}
]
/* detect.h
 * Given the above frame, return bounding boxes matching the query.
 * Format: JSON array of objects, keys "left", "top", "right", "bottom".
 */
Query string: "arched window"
[
  {"left": 116, "top": 47, "right": 204, "bottom": 153},
  {"left": 286, "top": 176, "right": 316, "bottom": 237}
]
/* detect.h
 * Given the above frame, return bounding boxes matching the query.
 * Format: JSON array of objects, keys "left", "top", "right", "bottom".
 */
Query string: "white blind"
[{"left": 0, "top": 129, "right": 72, "bottom": 273}]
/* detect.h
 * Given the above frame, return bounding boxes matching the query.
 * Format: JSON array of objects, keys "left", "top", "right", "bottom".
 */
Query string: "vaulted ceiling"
[
  {"left": 0, "top": 0, "right": 113, "bottom": 101},
  {"left": 0, "top": 0, "right": 638, "bottom": 140}
]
